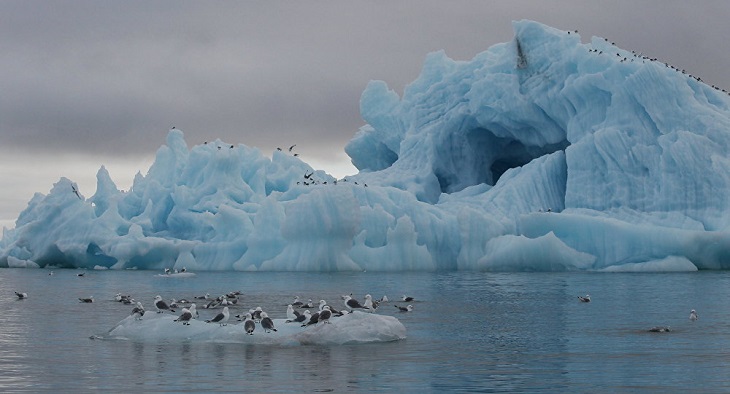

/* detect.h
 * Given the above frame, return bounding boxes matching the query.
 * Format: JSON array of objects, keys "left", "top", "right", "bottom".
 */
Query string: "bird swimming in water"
[
  {"left": 15, "top": 291, "right": 28, "bottom": 299},
  {"left": 79, "top": 297, "right": 94, "bottom": 303},
  {"left": 394, "top": 304, "right": 413, "bottom": 312},
  {"left": 578, "top": 295, "right": 591, "bottom": 303},
  {"left": 690, "top": 309, "right": 698, "bottom": 321}
]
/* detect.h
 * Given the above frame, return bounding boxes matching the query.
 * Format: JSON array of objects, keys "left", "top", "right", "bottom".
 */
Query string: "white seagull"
[{"left": 689, "top": 309, "right": 698, "bottom": 321}]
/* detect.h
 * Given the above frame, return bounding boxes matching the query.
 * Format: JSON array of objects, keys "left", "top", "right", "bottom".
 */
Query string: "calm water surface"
[{"left": 0, "top": 269, "right": 728, "bottom": 392}]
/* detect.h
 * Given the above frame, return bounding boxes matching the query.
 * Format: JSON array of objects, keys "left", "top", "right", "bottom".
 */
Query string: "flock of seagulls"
[
  {"left": 568, "top": 30, "right": 730, "bottom": 95},
  {"left": 72, "top": 281, "right": 420, "bottom": 336}
]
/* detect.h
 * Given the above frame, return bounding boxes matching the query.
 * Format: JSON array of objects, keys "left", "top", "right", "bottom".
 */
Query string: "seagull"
[
  {"left": 690, "top": 309, "right": 699, "bottom": 321},
  {"left": 206, "top": 306, "right": 230, "bottom": 326},
  {"left": 318, "top": 305, "right": 332, "bottom": 324},
  {"left": 194, "top": 293, "right": 210, "bottom": 300},
  {"left": 291, "top": 296, "right": 303, "bottom": 307},
  {"left": 343, "top": 295, "right": 368, "bottom": 312},
  {"left": 154, "top": 295, "right": 175, "bottom": 313},
  {"left": 188, "top": 303, "right": 198, "bottom": 319},
  {"left": 401, "top": 295, "right": 415, "bottom": 302},
  {"left": 79, "top": 297, "right": 94, "bottom": 303},
  {"left": 71, "top": 184, "right": 82, "bottom": 199},
  {"left": 175, "top": 308, "right": 193, "bottom": 325},
  {"left": 252, "top": 307, "right": 263, "bottom": 322},
  {"left": 286, "top": 305, "right": 298, "bottom": 321},
  {"left": 363, "top": 294, "right": 376, "bottom": 310},
  {"left": 288, "top": 144, "right": 296, "bottom": 152},
  {"left": 648, "top": 326, "right": 671, "bottom": 333},
  {"left": 131, "top": 302, "right": 145, "bottom": 320},
  {"left": 15, "top": 291, "right": 28, "bottom": 299},
  {"left": 289, "top": 309, "right": 309, "bottom": 323},
  {"left": 301, "top": 299, "right": 314, "bottom": 308},
  {"left": 318, "top": 299, "right": 343, "bottom": 316},
  {"left": 260, "top": 312, "right": 277, "bottom": 333},
  {"left": 394, "top": 304, "right": 413, "bottom": 312},
  {"left": 302, "top": 310, "right": 321, "bottom": 327},
  {"left": 244, "top": 313, "right": 255, "bottom": 335},
  {"left": 578, "top": 295, "right": 591, "bottom": 303}
]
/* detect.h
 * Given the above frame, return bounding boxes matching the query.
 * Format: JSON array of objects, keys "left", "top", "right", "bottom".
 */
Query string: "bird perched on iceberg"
[
  {"left": 154, "top": 295, "right": 175, "bottom": 313},
  {"left": 244, "top": 313, "right": 255, "bottom": 335},
  {"left": 260, "top": 312, "right": 277, "bottom": 333},
  {"left": 131, "top": 302, "right": 145, "bottom": 320},
  {"left": 206, "top": 306, "right": 230, "bottom": 326}
]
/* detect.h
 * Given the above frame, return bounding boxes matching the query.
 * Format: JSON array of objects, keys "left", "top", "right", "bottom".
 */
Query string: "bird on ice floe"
[
  {"left": 175, "top": 308, "right": 193, "bottom": 325},
  {"left": 154, "top": 295, "right": 174, "bottom": 313},
  {"left": 363, "top": 294, "right": 377, "bottom": 310},
  {"left": 15, "top": 292, "right": 28, "bottom": 300},
  {"left": 318, "top": 305, "right": 332, "bottom": 324},
  {"left": 343, "top": 295, "right": 369, "bottom": 312},
  {"left": 578, "top": 295, "right": 591, "bottom": 303},
  {"left": 260, "top": 312, "right": 277, "bottom": 333},
  {"left": 206, "top": 306, "right": 230, "bottom": 326},
  {"left": 244, "top": 313, "right": 255, "bottom": 335},
  {"left": 318, "top": 300, "right": 343, "bottom": 316},
  {"left": 394, "top": 304, "right": 413, "bottom": 312},
  {"left": 287, "top": 309, "right": 308, "bottom": 323},
  {"left": 690, "top": 309, "right": 699, "bottom": 321},
  {"left": 302, "top": 310, "right": 321, "bottom": 327},
  {"left": 131, "top": 302, "right": 145, "bottom": 320},
  {"left": 286, "top": 304, "right": 299, "bottom": 321}
]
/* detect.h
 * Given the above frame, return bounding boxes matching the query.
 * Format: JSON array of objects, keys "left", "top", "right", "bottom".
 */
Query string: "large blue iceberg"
[{"left": 3, "top": 20, "right": 730, "bottom": 272}]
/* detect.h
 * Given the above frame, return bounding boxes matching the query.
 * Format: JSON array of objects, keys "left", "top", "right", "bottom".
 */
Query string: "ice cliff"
[{"left": 3, "top": 20, "right": 730, "bottom": 272}]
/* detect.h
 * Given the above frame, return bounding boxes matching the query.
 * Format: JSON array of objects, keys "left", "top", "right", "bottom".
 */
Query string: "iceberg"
[
  {"left": 103, "top": 311, "right": 406, "bottom": 345},
  {"left": 3, "top": 20, "right": 730, "bottom": 271}
]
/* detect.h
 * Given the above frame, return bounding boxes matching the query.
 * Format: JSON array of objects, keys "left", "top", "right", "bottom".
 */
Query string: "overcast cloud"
[{"left": 1, "top": 1, "right": 729, "bottom": 228}]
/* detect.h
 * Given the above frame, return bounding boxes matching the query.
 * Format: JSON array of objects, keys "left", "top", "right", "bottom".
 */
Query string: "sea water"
[{"left": 0, "top": 268, "right": 728, "bottom": 392}]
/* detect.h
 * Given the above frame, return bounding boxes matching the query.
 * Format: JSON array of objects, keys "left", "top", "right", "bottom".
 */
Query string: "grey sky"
[{"left": 2, "top": 1, "right": 729, "bottom": 228}]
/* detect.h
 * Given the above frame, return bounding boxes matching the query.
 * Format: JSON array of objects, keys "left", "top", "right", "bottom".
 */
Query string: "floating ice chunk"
[
  {"left": 7, "top": 256, "right": 39, "bottom": 269},
  {"left": 104, "top": 310, "right": 406, "bottom": 345},
  {"left": 598, "top": 256, "right": 698, "bottom": 272}
]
